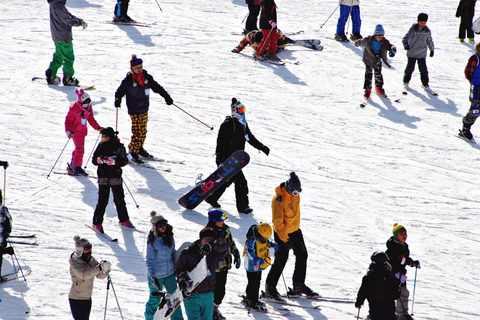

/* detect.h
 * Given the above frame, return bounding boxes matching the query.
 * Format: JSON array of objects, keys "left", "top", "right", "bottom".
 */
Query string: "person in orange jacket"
[{"left": 264, "top": 172, "right": 318, "bottom": 301}]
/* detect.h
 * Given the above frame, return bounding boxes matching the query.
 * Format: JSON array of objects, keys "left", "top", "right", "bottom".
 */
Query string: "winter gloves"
[
  {"left": 234, "top": 251, "right": 241, "bottom": 269},
  {"left": 199, "top": 242, "right": 212, "bottom": 256},
  {"left": 430, "top": 50, "right": 434, "bottom": 57},
  {"left": 178, "top": 271, "right": 194, "bottom": 298},
  {"left": 99, "top": 260, "right": 112, "bottom": 274},
  {"left": 150, "top": 275, "right": 161, "bottom": 289},
  {"left": 404, "top": 44, "right": 410, "bottom": 50},
  {"left": 114, "top": 98, "right": 121, "bottom": 108},
  {"left": 395, "top": 271, "right": 407, "bottom": 283},
  {"left": 389, "top": 45, "right": 397, "bottom": 58},
  {"left": 66, "top": 131, "right": 74, "bottom": 139},
  {"left": 409, "top": 260, "right": 421, "bottom": 269},
  {"left": 269, "top": 20, "right": 277, "bottom": 29},
  {"left": 261, "top": 145, "right": 270, "bottom": 156}
]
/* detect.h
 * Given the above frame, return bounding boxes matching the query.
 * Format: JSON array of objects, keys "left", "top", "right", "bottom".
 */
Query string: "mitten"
[
  {"left": 66, "top": 131, "right": 74, "bottom": 139},
  {"left": 410, "top": 260, "right": 421, "bottom": 269},
  {"left": 395, "top": 271, "right": 407, "bottom": 283},
  {"left": 389, "top": 50, "right": 396, "bottom": 58},
  {"left": 234, "top": 252, "right": 241, "bottom": 269},
  {"left": 0, "top": 161, "right": 9, "bottom": 168},
  {"left": 165, "top": 96, "right": 173, "bottom": 105},
  {"left": 150, "top": 275, "right": 161, "bottom": 289},
  {"left": 261, "top": 145, "right": 270, "bottom": 156},
  {"left": 404, "top": 44, "right": 410, "bottom": 50},
  {"left": 114, "top": 98, "right": 121, "bottom": 108},
  {"left": 100, "top": 260, "right": 112, "bottom": 274}
]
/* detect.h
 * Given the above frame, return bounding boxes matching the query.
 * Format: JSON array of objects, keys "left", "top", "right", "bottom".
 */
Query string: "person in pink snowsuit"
[{"left": 65, "top": 89, "right": 101, "bottom": 175}]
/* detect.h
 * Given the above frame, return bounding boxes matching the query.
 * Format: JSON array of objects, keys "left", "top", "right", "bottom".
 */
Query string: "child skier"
[
  {"left": 355, "top": 24, "right": 396, "bottom": 99},
  {"left": 205, "top": 209, "right": 241, "bottom": 320},
  {"left": 355, "top": 251, "right": 401, "bottom": 320},
  {"left": 385, "top": 224, "right": 421, "bottom": 320},
  {"left": 402, "top": 13, "right": 435, "bottom": 94},
  {"left": 242, "top": 222, "right": 277, "bottom": 311},
  {"left": 459, "top": 42, "right": 480, "bottom": 140},
  {"left": 65, "top": 88, "right": 101, "bottom": 175},
  {"left": 0, "top": 189, "right": 14, "bottom": 282}
]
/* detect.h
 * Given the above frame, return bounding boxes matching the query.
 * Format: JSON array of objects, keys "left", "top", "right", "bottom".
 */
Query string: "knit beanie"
[
  {"left": 75, "top": 88, "right": 90, "bottom": 105},
  {"left": 418, "top": 13, "right": 428, "bottom": 22},
  {"left": 130, "top": 54, "right": 143, "bottom": 69},
  {"left": 230, "top": 98, "right": 246, "bottom": 117},
  {"left": 286, "top": 172, "right": 302, "bottom": 192},
  {"left": 199, "top": 227, "right": 216, "bottom": 240},
  {"left": 73, "top": 235, "right": 90, "bottom": 257},
  {"left": 150, "top": 211, "right": 167, "bottom": 237},
  {"left": 374, "top": 24, "right": 385, "bottom": 36},
  {"left": 392, "top": 223, "right": 406, "bottom": 239}
]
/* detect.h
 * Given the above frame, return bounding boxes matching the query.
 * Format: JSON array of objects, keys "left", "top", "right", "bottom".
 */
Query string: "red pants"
[{"left": 256, "top": 29, "right": 278, "bottom": 56}]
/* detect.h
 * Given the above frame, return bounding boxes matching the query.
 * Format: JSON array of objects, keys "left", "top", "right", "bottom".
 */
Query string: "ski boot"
[
  {"left": 350, "top": 32, "right": 363, "bottom": 41},
  {"left": 93, "top": 224, "right": 104, "bottom": 234},
  {"left": 138, "top": 147, "right": 154, "bottom": 159},
  {"left": 459, "top": 127, "right": 473, "bottom": 140},
  {"left": 213, "top": 303, "right": 226, "bottom": 320},
  {"left": 292, "top": 282, "right": 319, "bottom": 297},
  {"left": 264, "top": 284, "right": 284, "bottom": 301},
  {"left": 376, "top": 86, "right": 387, "bottom": 98},
  {"left": 129, "top": 152, "right": 144, "bottom": 164},
  {"left": 334, "top": 33, "right": 348, "bottom": 42},
  {"left": 364, "top": 89, "right": 371, "bottom": 99},
  {"left": 119, "top": 220, "right": 134, "bottom": 228}
]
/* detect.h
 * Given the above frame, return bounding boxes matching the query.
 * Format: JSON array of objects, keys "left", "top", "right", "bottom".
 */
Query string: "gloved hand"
[
  {"left": 261, "top": 145, "right": 270, "bottom": 156},
  {"left": 178, "top": 272, "right": 193, "bottom": 291},
  {"left": 97, "top": 157, "right": 115, "bottom": 165},
  {"left": 409, "top": 260, "right": 421, "bottom": 269},
  {"left": 150, "top": 275, "right": 161, "bottom": 289},
  {"left": 404, "top": 44, "right": 410, "bottom": 50},
  {"left": 395, "top": 271, "right": 407, "bottom": 283},
  {"left": 199, "top": 242, "right": 212, "bottom": 256},
  {"left": 234, "top": 253, "right": 241, "bottom": 269},
  {"left": 100, "top": 260, "right": 112, "bottom": 274},
  {"left": 430, "top": 50, "right": 434, "bottom": 57},
  {"left": 389, "top": 50, "right": 396, "bottom": 57},
  {"left": 82, "top": 21, "right": 88, "bottom": 29},
  {"left": 4, "top": 247, "right": 14, "bottom": 255},
  {"left": 66, "top": 131, "right": 74, "bottom": 139},
  {"left": 285, "top": 240, "right": 294, "bottom": 250},
  {"left": 355, "top": 302, "right": 362, "bottom": 308},
  {"left": 0, "top": 161, "right": 9, "bottom": 168},
  {"left": 165, "top": 96, "right": 173, "bottom": 105},
  {"left": 231, "top": 48, "right": 239, "bottom": 53},
  {"left": 114, "top": 98, "right": 121, "bottom": 108},
  {"left": 269, "top": 20, "right": 277, "bottom": 29}
]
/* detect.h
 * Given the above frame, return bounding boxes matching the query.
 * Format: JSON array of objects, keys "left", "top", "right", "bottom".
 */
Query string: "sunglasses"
[{"left": 155, "top": 219, "right": 168, "bottom": 228}]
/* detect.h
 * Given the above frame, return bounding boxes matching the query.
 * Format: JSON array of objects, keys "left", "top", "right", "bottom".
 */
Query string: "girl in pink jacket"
[{"left": 65, "top": 89, "right": 101, "bottom": 175}]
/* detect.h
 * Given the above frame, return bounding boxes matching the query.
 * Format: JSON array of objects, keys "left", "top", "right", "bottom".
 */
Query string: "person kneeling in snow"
[{"left": 232, "top": 30, "right": 294, "bottom": 54}]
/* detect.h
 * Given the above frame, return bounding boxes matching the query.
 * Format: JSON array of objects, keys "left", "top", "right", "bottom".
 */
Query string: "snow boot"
[
  {"left": 93, "top": 224, "right": 104, "bottom": 234},
  {"left": 351, "top": 32, "right": 363, "bottom": 41},
  {"left": 45, "top": 69, "right": 61, "bottom": 85},
  {"left": 63, "top": 76, "right": 79, "bottom": 86},
  {"left": 213, "top": 304, "right": 226, "bottom": 320},
  {"left": 239, "top": 207, "right": 253, "bottom": 214},
  {"left": 293, "top": 282, "right": 319, "bottom": 297},
  {"left": 364, "top": 89, "right": 371, "bottom": 99},
  {"left": 264, "top": 284, "right": 284, "bottom": 301},
  {"left": 267, "top": 54, "right": 281, "bottom": 61},
  {"left": 334, "top": 33, "right": 348, "bottom": 42},
  {"left": 206, "top": 199, "right": 221, "bottom": 208},
  {"left": 119, "top": 220, "right": 134, "bottom": 228},
  {"left": 138, "top": 147, "right": 154, "bottom": 159},
  {"left": 130, "top": 152, "right": 144, "bottom": 164},
  {"left": 459, "top": 127, "right": 473, "bottom": 140}
]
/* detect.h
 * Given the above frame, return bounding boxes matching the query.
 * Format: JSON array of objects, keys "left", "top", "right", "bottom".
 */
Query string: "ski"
[
  {"left": 10, "top": 234, "right": 36, "bottom": 238},
  {"left": 129, "top": 161, "right": 172, "bottom": 172},
  {"left": 140, "top": 156, "right": 185, "bottom": 165},
  {"left": 284, "top": 294, "right": 355, "bottom": 304},
  {"left": 421, "top": 84, "right": 438, "bottom": 96},
  {"left": 292, "top": 39, "right": 323, "bottom": 51},
  {"left": 31, "top": 77, "right": 95, "bottom": 90},
  {"left": 231, "top": 30, "right": 304, "bottom": 36},
  {"left": 238, "top": 52, "right": 300, "bottom": 65},
  {"left": 231, "top": 303, "right": 291, "bottom": 316},
  {"left": 360, "top": 98, "right": 368, "bottom": 107},
  {"left": 118, "top": 223, "right": 146, "bottom": 234},
  {"left": 259, "top": 292, "right": 321, "bottom": 310},
  {"left": 0, "top": 269, "right": 32, "bottom": 284},
  {"left": 8, "top": 240, "right": 38, "bottom": 246},
  {"left": 85, "top": 224, "right": 118, "bottom": 242},
  {"left": 53, "top": 172, "right": 97, "bottom": 179},
  {"left": 103, "top": 20, "right": 157, "bottom": 28}
]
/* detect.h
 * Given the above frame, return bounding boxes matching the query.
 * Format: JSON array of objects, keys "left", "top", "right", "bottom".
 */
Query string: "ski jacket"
[
  {"left": 48, "top": 0, "right": 83, "bottom": 42},
  {"left": 243, "top": 225, "right": 273, "bottom": 272},
  {"left": 175, "top": 239, "right": 228, "bottom": 294},
  {"left": 355, "top": 35, "right": 395, "bottom": 68},
  {"left": 402, "top": 23, "right": 435, "bottom": 59},
  {"left": 465, "top": 54, "right": 480, "bottom": 84},
  {"left": 146, "top": 226, "right": 177, "bottom": 278},
  {"left": 338, "top": 0, "right": 360, "bottom": 6},
  {"left": 65, "top": 102, "right": 100, "bottom": 139},
  {"left": 456, "top": 0, "right": 476, "bottom": 18},
  {"left": 271, "top": 183, "right": 301, "bottom": 243},
  {"left": 92, "top": 139, "right": 128, "bottom": 186},
  {"left": 0, "top": 206, "right": 12, "bottom": 247},
  {"left": 259, "top": 0, "right": 277, "bottom": 30},
  {"left": 246, "top": 0, "right": 261, "bottom": 5},
  {"left": 215, "top": 116, "right": 266, "bottom": 165},
  {"left": 68, "top": 252, "right": 107, "bottom": 299},
  {"left": 115, "top": 70, "right": 172, "bottom": 116},
  {"left": 206, "top": 221, "right": 239, "bottom": 272},
  {"left": 385, "top": 236, "right": 412, "bottom": 277},
  {"left": 356, "top": 263, "right": 400, "bottom": 320}
]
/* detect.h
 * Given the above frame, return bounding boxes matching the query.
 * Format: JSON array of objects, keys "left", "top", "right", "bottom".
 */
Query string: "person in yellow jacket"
[{"left": 264, "top": 172, "right": 318, "bottom": 301}]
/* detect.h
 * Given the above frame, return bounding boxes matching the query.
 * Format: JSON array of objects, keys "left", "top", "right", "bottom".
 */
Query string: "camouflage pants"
[
  {"left": 363, "top": 57, "right": 383, "bottom": 90},
  {"left": 129, "top": 112, "right": 148, "bottom": 154}
]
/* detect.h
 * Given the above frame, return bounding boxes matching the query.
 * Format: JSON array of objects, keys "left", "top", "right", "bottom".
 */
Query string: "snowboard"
[
  {"left": 153, "top": 255, "right": 208, "bottom": 320},
  {"left": 31, "top": 77, "right": 95, "bottom": 90},
  {"left": 178, "top": 150, "right": 250, "bottom": 209}
]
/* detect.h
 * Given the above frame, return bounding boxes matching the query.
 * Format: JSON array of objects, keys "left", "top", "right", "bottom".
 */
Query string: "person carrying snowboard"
[
  {"left": 0, "top": 189, "right": 14, "bottom": 282},
  {"left": 335, "top": 0, "right": 362, "bottom": 42},
  {"left": 205, "top": 98, "right": 270, "bottom": 214},
  {"left": 65, "top": 89, "right": 101, "bottom": 175},
  {"left": 460, "top": 42, "right": 480, "bottom": 140}
]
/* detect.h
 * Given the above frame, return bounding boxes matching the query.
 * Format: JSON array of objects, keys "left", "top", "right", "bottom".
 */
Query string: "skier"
[
  {"left": 92, "top": 127, "right": 134, "bottom": 232},
  {"left": 114, "top": 54, "right": 173, "bottom": 164},
  {"left": 355, "top": 251, "right": 401, "bottom": 320},
  {"left": 456, "top": 0, "right": 476, "bottom": 42},
  {"left": 335, "top": 0, "right": 362, "bottom": 42},
  {"left": 232, "top": 29, "right": 295, "bottom": 54},
  {"left": 175, "top": 227, "right": 228, "bottom": 320},
  {"left": 355, "top": 24, "right": 396, "bottom": 99},
  {"left": 385, "top": 224, "right": 421, "bottom": 320},
  {"left": 69, "top": 235, "right": 111, "bottom": 320},
  {"left": 245, "top": 0, "right": 261, "bottom": 34},
  {"left": 0, "top": 189, "right": 14, "bottom": 282},
  {"left": 205, "top": 209, "right": 241, "bottom": 320},
  {"left": 205, "top": 98, "right": 270, "bottom": 214},
  {"left": 145, "top": 211, "right": 184, "bottom": 320},
  {"left": 65, "top": 89, "right": 101, "bottom": 175},
  {"left": 113, "top": 0, "right": 135, "bottom": 23},
  {"left": 402, "top": 13, "right": 435, "bottom": 94},
  {"left": 255, "top": 0, "right": 280, "bottom": 61},
  {"left": 45, "top": 0, "right": 86, "bottom": 86},
  {"left": 242, "top": 222, "right": 277, "bottom": 311},
  {"left": 265, "top": 172, "right": 318, "bottom": 301},
  {"left": 460, "top": 42, "right": 480, "bottom": 140}
]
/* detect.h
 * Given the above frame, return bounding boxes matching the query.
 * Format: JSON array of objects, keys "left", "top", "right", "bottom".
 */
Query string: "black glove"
[
  {"left": 285, "top": 240, "right": 294, "bottom": 250},
  {"left": 0, "top": 161, "right": 8, "bottom": 168},
  {"left": 355, "top": 302, "right": 362, "bottom": 308},
  {"left": 4, "top": 247, "right": 14, "bottom": 255},
  {"left": 199, "top": 242, "right": 212, "bottom": 256},
  {"left": 150, "top": 275, "right": 161, "bottom": 289},
  {"left": 261, "top": 145, "right": 270, "bottom": 156},
  {"left": 165, "top": 96, "right": 173, "bottom": 105},
  {"left": 234, "top": 252, "right": 241, "bottom": 269},
  {"left": 430, "top": 50, "right": 434, "bottom": 57},
  {"left": 178, "top": 271, "right": 193, "bottom": 290},
  {"left": 114, "top": 98, "right": 121, "bottom": 108}
]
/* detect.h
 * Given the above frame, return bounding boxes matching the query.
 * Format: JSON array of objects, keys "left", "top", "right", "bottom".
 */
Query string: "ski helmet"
[
  {"left": 208, "top": 208, "right": 227, "bottom": 222},
  {"left": 257, "top": 222, "right": 272, "bottom": 239},
  {"left": 75, "top": 88, "right": 91, "bottom": 106},
  {"left": 370, "top": 251, "right": 389, "bottom": 264}
]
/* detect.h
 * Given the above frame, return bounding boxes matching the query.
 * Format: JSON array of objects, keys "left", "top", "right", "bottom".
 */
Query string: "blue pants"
[
  {"left": 336, "top": 5, "right": 361, "bottom": 35},
  {"left": 145, "top": 273, "right": 184, "bottom": 320},
  {"left": 183, "top": 291, "right": 214, "bottom": 320}
]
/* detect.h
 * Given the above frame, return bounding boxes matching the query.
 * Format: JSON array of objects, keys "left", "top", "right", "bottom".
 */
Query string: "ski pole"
[
  {"left": 241, "top": 11, "right": 249, "bottom": 24},
  {"left": 356, "top": 306, "right": 361, "bottom": 319},
  {"left": 104, "top": 275, "right": 110, "bottom": 320},
  {"left": 123, "top": 179, "right": 139, "bottom": 208},
  {"left": 171, "top": 103, "right": 214, "bottom": 130},
  {"left": 153, "top": 0, "right": 163, "bottom": 12},
  {"left": 84, "top": 132, "right": 101, "bottom": 170},
  {"left": 11, "top": 252, "right": 28, "bottom": 314},
  {"left": 8, "top": 242, "right": 27, "bottom": 283},
  {"left": 319, "top": 2, "right": 342, "bottom": 30},
  {"left": 108, "top": 275, "right": 125, "bottom": 320},
  {"left": 1, "top": 161, "right": 8, "bottom": 205},
  {"left": 274, "top": 249, "right": 289, "bottom": 299},
  {"left": 345, "top": 4, "right": 353, "bottom": 39},
  {"left": 47, "top": 138, "right": 71, "bottom": 179},
  {"left": 257, "top": 28, "right": 274, "bottom": 59},
  {"left": 411, "top": 267, "right": 418, "bottom": 316},
  {"left": 116, "top": 107, "right": 119, "bottom": 133}
]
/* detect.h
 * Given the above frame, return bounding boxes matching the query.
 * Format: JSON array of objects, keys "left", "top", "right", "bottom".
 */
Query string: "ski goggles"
[
  {"left": 237, "top": 106, "right": 246, "bottom": 115},
  {"left": 155, "top": 219, "right": 168, "bottom": 228},
  {"left": 286, "top": 183, "right": 301, "bottom": 196},
  {"left": 76, "top": 243, "right": 92, "bottom": 252}
]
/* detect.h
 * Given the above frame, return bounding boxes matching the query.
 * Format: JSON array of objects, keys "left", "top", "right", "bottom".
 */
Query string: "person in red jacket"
[
  {"left": 65, "top": 88, "right": 101, "bottom": 175},
  {"left": 255, "top": 0, "right": 279, "bottom": 60}
]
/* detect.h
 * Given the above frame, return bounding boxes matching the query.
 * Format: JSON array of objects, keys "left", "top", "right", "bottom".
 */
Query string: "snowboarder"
[
  {"left": 402, "top": 13, "right": 435, "bottom": 93},
  {"left": 355, "top": 24, "right": 396, "bottom": 99},
  {"left": 456, "top": 0, "right": 476, "bottom": 42},
  {"left": 114, "top": 0, "right": 135, "bottom": 23},
  {"left": 232, "top": 29, "right": 294, "bottom": 54},
  {"left": 65, "top": 89, "right": 101, "bottom": 175},
  {"left": 335, "top": 0, "right": 362, "bottom": 42},
  {"left": 355, "top": 251, "right": 401, "bottom": 320},
  {"left": 114, "top": 54, "right": 173, "bottom": 164},
  {"left": 385, "top": 224, "right": 421, "bottom": 320},
  {"left": 245, "top": 0, "right": 261, "bottom": 34},
  {"left": 255, "top": 0, "right": 280, "bottom": 60},
  {"left": 92, "top": 127, "right": 133, "bottom": 232},
  {"left": 205, "top": 98, "right": 270, "bottom": 214},
  {"left": 69, "top": 235, "right": 111, "bottom": 320},
  {"left": 45, "top": 0, "right": 86, "bottom": 86},
  {"left": 145, "top": 211, "right": 184, "bottom": 320},
  {"left": 460, "top": 42, "right": 480, "bottom": 140},
  {"left": 264, "top": 172, "right": 318, "bottom": 301},
  {"left": 0, "top": 189, "right": 14, "bottom": 282},
  {"left": 205, "top": 209, "right": 241, "bottom": 320},
  {"left": 242, "top": 222, "right": 277, "bottom": 311},
  {"left": 175, "top": 227, "right": 228, "bottom": 320}
]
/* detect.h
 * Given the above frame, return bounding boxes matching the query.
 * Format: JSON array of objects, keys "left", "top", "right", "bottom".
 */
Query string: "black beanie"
[
  {"left": 199, "top": 227, "right": 216, "bottom": 240},
  {"left": 418, "top": 13, "right": 428, "bottom": 22},
  {"left": 101, "top": 127, "right": 116, "bottom": 139},
  {"left": 286, "top": 172, "right": 302, "bottom": 192}
]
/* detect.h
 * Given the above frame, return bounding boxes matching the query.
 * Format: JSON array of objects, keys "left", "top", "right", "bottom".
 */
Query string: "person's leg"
[
  {"left": 336, "top": 5, "right": 349, "bottom": 35},
  {"left": 351, "top": 6, "right": 361, "bottom": 35},
  {"left": 403, "top": 57, "right": 416, "bottom": 84},
  {"left": 417, "top": 58, "right": 429, "bottom": 87},
  {"left": 111, "top": 185, "right": 129, "bottom": 223},
  {"left": 93, "top": 185, "right": 110, "bottom": 225}
]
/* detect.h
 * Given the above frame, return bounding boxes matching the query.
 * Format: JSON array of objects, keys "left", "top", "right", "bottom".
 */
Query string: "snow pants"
[
  {"left": 336, "top": 5, "right": 361, "bottom": 35},
  {"left": 115, "top": 0, "right": 130, "bottom": 17},
  {"left": 129, "top": 112, "right": 148, "bottom": 154},
  {"left": 245, "top": 1, "right": 260, "bottom": 32},
  {"left": 395, "top": 285, "right": 410, "bottom": 320},
  {"left": 214, "top": 270, "right": 228, "bottom": 305},
  {"left": 266, "top": 229, "right": 308, "bottom": 288},
  {"left": 256, "top": 29, "right": 278, "bottom": 56},
  {"left": 403, "top": 57, "right": 429, "bottom": 87},
  {"left": 69, "top": 298, "right": 92, "bottom": 320},
  {"left": 93, "top": 184, "right": 129, "bottom": 225},
  {"left": 246, "top": 270, "right": 262, "bottom": 304},
  {"left": 206, "top": 170, "right": 249, "bottom": 212},
  {"left": 183, "top": 291, "right": 214, "bottom": 320},
  {"left": 145, "top": 273, "right": 184, "bottom": 320},
  {"left": 71, "top": 135, "right": 86, "bottom": 167},
  {"left": 459, "top": 13, "right": 475, "bottom": 39},
  {"left": 48, "top": 41, "right": 75, "bottom": 79},
  {"left": 363, "top": 57, "right": 383, "bottom": 90},
  {"left": 462, "top": 85, "right": 480, "bottom": 128}
]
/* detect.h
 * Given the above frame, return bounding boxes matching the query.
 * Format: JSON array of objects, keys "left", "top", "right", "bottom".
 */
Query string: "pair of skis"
[{"left": 361, "top": 84, "right": 438, "bottom": 107}]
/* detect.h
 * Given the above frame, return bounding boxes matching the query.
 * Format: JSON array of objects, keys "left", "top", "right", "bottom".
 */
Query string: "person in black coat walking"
[
  {"left": 205, "top": 98, "right": 270, "bottom": 214},
  {"left": 456, "top": 0, "right": 477, "bottom": 42}
]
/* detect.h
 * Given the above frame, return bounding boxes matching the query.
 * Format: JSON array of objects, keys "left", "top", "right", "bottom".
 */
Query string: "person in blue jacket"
[
  {"left": 144, "top": 211, "right": 183, "bottom": 320},
  {"left": 460, "top": 42, "right": 480, "bottom": 140}
]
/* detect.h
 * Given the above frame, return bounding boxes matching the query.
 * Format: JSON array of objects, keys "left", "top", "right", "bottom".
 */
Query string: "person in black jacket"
[
  {"left": 456, "top": 0, "right": 476, "bottom": 42},
  {"left": 114, "top": 55, "right": 173, "bottom": 164},
  {"left": 92, "top": 127, "right": 133, "bottom": 233},
  {"left": 205, "top": 98, "right": 270, "bottom": 214},
  {"left": 356, "top": 251, "right": 401, "bottom": 320},
  {"left": 255, "top": 0, "right": 279, "bottom": 60},
  {"left": 0, "top": 189, "right": 14, "bottom": 282}
]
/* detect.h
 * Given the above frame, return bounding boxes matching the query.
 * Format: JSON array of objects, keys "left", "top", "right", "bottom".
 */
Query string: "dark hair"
[
  {"left": 101, "top": 127, "right": 116, "bottom": 139},
  {"left": 147, "top": 224, "right": 174, "bottom": 247}
]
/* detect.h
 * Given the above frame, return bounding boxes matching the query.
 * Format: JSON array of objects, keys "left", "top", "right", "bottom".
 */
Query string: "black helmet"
[{"left": 370, "top": 251, "right": 388, "bottom": 264}]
